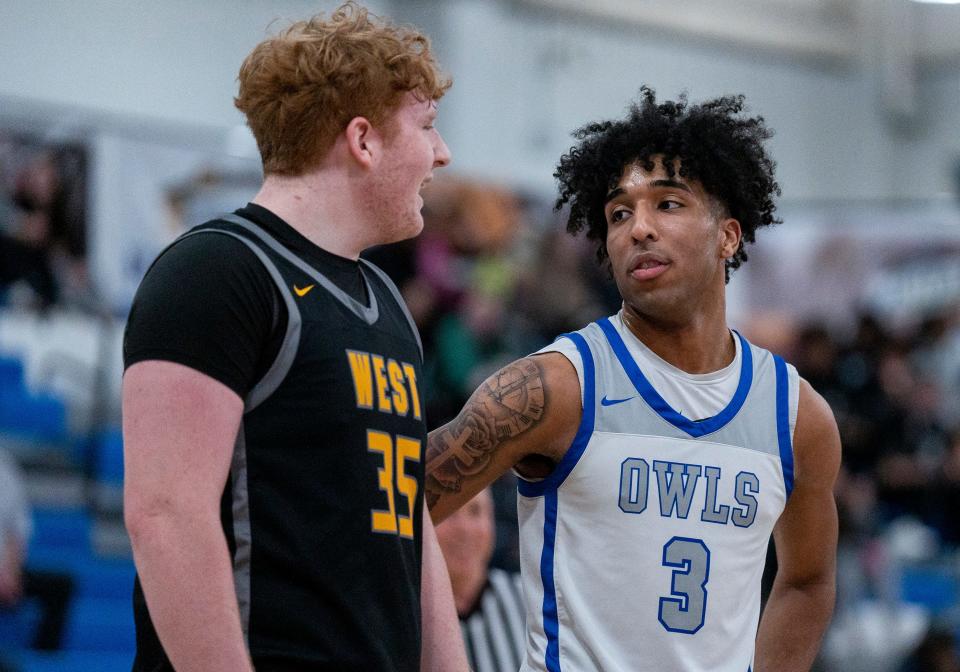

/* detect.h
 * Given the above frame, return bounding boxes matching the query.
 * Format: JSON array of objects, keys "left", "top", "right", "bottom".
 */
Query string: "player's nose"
[
  {"left": 630, "top": 207, "right": 659, "bottom": 242},
  {"left": 433, "top": 133, "right": 451, "bottom": 168}
]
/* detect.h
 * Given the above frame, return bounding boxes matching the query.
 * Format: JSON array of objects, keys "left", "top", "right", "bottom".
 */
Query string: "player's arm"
[
  {"left": 419, "top": 506, "right": 469, "bottom": 671},
  {"left": 123, "top": 362, "right": 254, "bottom": 672},
  {"left": 426, "top": 352, "right": 581, "bottom": 523},
  {"left": 754, "top": 379, "right": 840, "bottom": 672}
]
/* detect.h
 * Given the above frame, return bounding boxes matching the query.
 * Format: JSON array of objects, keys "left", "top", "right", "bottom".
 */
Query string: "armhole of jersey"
[
  {"left": 177, "top": 227, "right": 303, "bottom": 414},
  {"left": 773, "top": 355, "right": 795, "bottom": 499},
  {"left": 511, "top": 338, "right": 582, "bottom": 485},
  {"left": 788, "top": 364, "right": 800, "bottom": 445},
  {"left": 517, "top": 332, "right": 596, "bottom": 498},
  {"left": 360, "top": 258, "right": 424, "bottom": 363}
]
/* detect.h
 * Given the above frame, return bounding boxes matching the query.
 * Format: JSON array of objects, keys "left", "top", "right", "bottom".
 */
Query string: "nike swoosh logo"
[
  {"left": 293, "top": 284, "right": 315, "bottom": 297},
  {"left": 600, "top": 395, "right": 638, "bottom": 407}
]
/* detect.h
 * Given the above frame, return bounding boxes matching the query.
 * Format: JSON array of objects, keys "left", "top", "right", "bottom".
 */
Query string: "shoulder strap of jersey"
[{"left": 173, "top": 224, "right": 302, "bottom": 414}]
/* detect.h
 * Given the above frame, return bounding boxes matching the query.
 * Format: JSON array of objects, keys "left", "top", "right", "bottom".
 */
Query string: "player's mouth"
[
  {"left": 629, "top": 253, "right": 670, "bottom": 281},
  {"left": 417, "top": 176, "right": 432, "bottom": 206}
]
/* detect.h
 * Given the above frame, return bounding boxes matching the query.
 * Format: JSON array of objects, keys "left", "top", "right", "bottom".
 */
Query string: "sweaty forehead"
[{"left": 616, "top": 158, "right": 681, "bottom": 188}]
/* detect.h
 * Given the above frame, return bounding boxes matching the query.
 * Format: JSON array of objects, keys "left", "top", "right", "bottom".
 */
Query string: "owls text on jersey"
[{"left": 518, "top": 316, "right": 799, "bottom": 672}]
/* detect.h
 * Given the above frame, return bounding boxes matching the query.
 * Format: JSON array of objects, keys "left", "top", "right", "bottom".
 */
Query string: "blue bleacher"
[
  {"left": 92, "top": 428, "right": 124, "bottom": 485},
  {"left": 17, "top": 506, "right": 138, "bottom": 665},
  {"left": 0, "top": 355, "right": 25, "bottom": 386},
  {"left": 9, "top": 650, "right": 133, "bottom": 672},
  {"left": 1, "top": 354, "right": 137, "bottom": 669},
  {"left": 26, "top": 508, "right": 93, "bottom": 572},
  {"left": 0, "top": 599, "right": 42, "bottom": 649},
  {"left": 61, "top": 596, "right": 136, "bottom": 653},
  {"left": 900, "top": 565, "right": 960, "bottom": 615},
  {"left": 72, "top": 558, "right": 136, "bottom": 600},
  {"left": 0, "top": 354, "right": 69, "bottom": 444}
]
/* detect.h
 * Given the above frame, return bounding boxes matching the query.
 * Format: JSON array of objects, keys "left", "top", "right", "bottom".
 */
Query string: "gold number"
[
  {"left": 368, "top": 431, "right": 421, "bottom": 538},
  {"left": 395, "top": 437, "right": 421, "bottom": 539},
  {"left": 368, "top": 430, "right": 398, "bottom": 534}
]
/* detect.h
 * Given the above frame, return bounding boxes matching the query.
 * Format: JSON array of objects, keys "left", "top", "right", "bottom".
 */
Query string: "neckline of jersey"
[
  {"left": 238, "top": 203, "right": 367, "bottom": 275},
  {"left": 613, "top": 311, "right": 742, "bottom": 386},
  {"left": 596, "top": 317, "right": 754, "bottom": 438}
]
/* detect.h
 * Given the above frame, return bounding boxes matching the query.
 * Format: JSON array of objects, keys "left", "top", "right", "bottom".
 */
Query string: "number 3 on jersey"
[
  {"left": 659, "top": 537, "right": 711, "bottom": 634},
  {"left": 368, "top": 430, "right": 420, "bottom": 539}
]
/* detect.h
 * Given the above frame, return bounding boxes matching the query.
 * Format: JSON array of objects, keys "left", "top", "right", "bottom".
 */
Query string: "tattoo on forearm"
[{"left": 425, "top": 359, "right": 546, "bottom": 508}]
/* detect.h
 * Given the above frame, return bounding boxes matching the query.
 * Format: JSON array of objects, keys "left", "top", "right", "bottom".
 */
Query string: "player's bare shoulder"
[{"left": 425, "top": 351, "right": 581, "bottom": 521}]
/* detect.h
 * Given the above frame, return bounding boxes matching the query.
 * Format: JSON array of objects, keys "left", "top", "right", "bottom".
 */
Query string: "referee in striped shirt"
[{"left": 436, "top": 488, "right": 525, "bottom": 672}]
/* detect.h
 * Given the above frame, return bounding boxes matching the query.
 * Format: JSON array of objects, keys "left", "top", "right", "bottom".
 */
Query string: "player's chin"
[
  {"left": 388, "top": 210, "right": 425, "bottom": 244},
  {"left": 406, "top": 208, "right": 425, "bottom": 237}
]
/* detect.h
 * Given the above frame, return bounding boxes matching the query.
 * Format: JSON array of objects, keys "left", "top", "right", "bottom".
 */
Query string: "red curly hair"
[{"left": 235, "top": 2, "right": 451, "bottom": 176}]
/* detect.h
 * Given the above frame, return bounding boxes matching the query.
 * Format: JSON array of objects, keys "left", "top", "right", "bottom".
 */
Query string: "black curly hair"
[{"left": 554, "top": 86, "right": 781, "bottom": 280}]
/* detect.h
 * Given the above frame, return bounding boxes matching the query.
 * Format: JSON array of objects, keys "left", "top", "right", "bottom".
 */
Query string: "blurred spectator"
[
  {"left": 0, "top": 232, "right": 57, "bottom": 307},
  {"left": 0, "top": 449, "right": 73, "bottom": 651},
  {"left": 436, "top": 487, "right": 524, "bottom": 672},
  {"left": 898, "top": 628, "right": 960, "bottom": 672},
  {"left": 511, "top": 228, "right": 606, "bottom": 344},
  {"left": 366, "top": 178, "right": 533, "bottom": 426},
  {"left": 0, "top": 138, "right": 88, "bottom": 308},
  {"left": 932, "top": 429, "right": 960, "bottom": 546}
]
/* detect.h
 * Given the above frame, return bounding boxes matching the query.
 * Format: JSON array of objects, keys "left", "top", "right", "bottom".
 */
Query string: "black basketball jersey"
[{"left": 132, "top": 213, "right": 427, "bottom": 671}]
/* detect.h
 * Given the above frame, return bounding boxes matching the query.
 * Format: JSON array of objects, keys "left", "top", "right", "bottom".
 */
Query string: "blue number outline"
[{"left": 658, "top": 536, "right": 711, "bottom": 634}]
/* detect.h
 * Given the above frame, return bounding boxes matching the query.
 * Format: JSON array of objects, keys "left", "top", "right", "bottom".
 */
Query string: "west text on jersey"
[{"left": 346, "top": 350, "right": 422, "bottom": 419}]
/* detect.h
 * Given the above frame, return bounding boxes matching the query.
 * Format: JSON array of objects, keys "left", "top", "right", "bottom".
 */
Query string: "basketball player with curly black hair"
[{"left": 426, "top": 88, "right": 840, "bottom": 672}]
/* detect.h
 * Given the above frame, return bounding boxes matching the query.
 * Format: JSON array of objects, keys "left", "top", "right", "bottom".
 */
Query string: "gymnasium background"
[{"left": 1, "top": 1, "right": 959, "bottom": 670}]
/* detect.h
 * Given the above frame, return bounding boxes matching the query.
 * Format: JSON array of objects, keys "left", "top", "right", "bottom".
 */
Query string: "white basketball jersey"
[{"left": 518, "top": 316, "right": 800, "bottom": 672}]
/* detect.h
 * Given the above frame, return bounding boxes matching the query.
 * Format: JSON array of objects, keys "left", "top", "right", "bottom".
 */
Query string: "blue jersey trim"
[
  {"left": 596, "top": 317, "right": 753, "bottom": 438},
  {"left": 774, "top": 355, "right": 795, "bottom": 498},
  {"left": 540, "top": 490, "right": 562, "bottom": 671},
  {"left": 517, "top": 332, "right": 596, "bottom": 498}
]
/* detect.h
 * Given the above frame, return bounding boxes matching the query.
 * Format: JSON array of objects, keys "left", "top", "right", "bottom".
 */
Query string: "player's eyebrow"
[
  {"left": 650, "top": 179, "right": 692, "bottom": 193},
  {"left": 604, "top": 187, "right": 624, "bottom": 204},
  {"left": 604, "top": 179, "right": 692, "bottom": 204}
]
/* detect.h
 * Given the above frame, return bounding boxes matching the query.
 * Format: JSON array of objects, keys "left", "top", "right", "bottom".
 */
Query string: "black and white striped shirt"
[{"left": 460, "top": 569, "right": 526, "bottom": 672}]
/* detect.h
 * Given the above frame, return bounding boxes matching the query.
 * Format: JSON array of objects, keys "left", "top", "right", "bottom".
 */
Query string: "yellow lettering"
[
  {"left": 395, "top": 436, "right": 421, "bottom": 539},
  {"left": 368, "top": 431, "right": 398, "bottom": 534},
  {"left": 402, "top": 363, "right": 421, "bottom": 420},
  {"left": 388, "top": 359, "right": 409, "bottom": 416},
  {"left": 346, "top": 351, "right": 374, "bottom": 409},
  {"left": 372, "top": 355, "right": 392, "bottom": 414}
]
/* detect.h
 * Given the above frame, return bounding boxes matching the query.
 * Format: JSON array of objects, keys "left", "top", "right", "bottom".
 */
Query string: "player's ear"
[
  {"left": 718, "top": 217, "right": 741, "bottom": 261},
  {"left": 345, "top": 116, "right": 381, "bottom": 169}
]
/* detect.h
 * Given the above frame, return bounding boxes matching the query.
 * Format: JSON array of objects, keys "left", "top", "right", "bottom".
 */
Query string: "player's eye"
[
  {"left": 609, "top": 208, "right": 631, "bottom": 223},
  {"left": 658, "top": 199, "right": 682, "bottom": 210}
]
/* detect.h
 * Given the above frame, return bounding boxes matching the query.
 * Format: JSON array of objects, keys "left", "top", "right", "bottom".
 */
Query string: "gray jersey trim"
[
  {"left": 360, "top": 258, "right": 423, "bottom": 362},
  {"left": 175, "top": 228, "right": 303, "bottom": 413},
  {"left": 172, "top": 226, "right": 306, "bottom": 642},
  {"left": 220, "top": 213, "right": 380, "bottom": 324},
  {"left": 230, "top": 425, "right": 252, "bottom": 640}
]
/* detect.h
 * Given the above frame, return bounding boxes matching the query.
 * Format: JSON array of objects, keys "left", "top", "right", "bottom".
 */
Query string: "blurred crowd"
[
  {"left": 366, "top": 178, "right": 620, "bottom": 430},
  {"left": 791, "top": 311, "right": 960, "bottom": 550}
]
